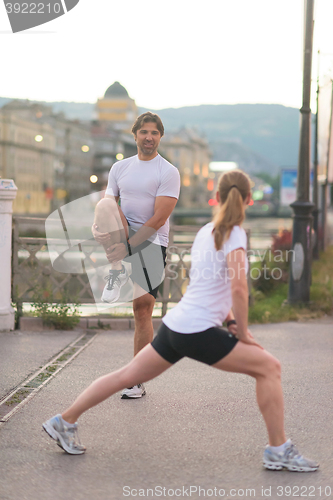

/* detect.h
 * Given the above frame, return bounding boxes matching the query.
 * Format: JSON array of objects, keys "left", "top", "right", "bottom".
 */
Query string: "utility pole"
[{"left": 288, "top": 0, "right": 315, "bottom": 303}]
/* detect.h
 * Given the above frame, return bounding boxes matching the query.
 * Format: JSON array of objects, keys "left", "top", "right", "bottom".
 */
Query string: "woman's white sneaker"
[
  {"left": 263, "top": 439, "right": 319, "bottom": 472},
  {"left": 42, "top": 414, "right": 86, "bottom": 455}
]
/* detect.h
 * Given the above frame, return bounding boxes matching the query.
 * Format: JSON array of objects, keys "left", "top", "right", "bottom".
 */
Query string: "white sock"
[
  {"left": 269, "top": 439, "right": 290, "bottom": 453},
  {"left": 60, "top": 415, "right": 76, "bottom": 428}
]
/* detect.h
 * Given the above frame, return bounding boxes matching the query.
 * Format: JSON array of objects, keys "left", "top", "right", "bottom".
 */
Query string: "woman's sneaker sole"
[
  {"left": 263, "top": 460, "right": 319, "bottom": 472},
  {"left": 263, "top": 440, "right": 319, "bottom": 472}
]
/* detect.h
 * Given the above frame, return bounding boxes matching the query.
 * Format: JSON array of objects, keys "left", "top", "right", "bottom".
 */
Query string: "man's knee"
[
  {"left": 133, "top": 297, "right": 154, "bottom": 323},
  {"left": 95, "top": 197, "right": 118, "bottom": 219}
]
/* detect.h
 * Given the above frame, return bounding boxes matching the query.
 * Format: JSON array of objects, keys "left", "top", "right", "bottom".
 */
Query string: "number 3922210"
[{"left": 5, "top": 3, "right": 62, "bottom": 14}]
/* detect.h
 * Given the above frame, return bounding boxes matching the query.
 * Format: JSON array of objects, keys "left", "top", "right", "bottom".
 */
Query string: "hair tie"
[{"left": 229, "top": 185, "right": 239, "bottom": 191}]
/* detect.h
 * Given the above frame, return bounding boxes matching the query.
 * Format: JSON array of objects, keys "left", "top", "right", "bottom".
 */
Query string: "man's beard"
[{"left": 139, "top": 144, "right": 157, "bottom": 155}]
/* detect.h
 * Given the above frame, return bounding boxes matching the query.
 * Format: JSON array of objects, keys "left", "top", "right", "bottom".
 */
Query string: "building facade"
[
  {"left": 90, "top": 120, "right": 137, "bottom": 192},
  {"left": 0, "top": 100, "right": 93, "bottom": 214},
  {"left": 96, "top": 81, "right": 138, "bottom": 132},
  {"left": 0, "top": 84, "right": 213, "bottom": 214},
  {"left": 159, "top": 128, "right": 212, "bottom": 208},
  {"left": 0, "top": 103, "right": 55, "bottom": 214}
]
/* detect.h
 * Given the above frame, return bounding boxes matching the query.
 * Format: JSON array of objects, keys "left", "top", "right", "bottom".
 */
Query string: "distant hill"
[
  {"left": 0, "top": 97, "right": 304, "bottom": 176},
  {"left": 140, "top": 103, "right": 302, "bottom": 175}
]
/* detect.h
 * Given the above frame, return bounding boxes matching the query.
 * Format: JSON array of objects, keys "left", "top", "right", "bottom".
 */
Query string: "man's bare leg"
[
  {"left": 132, "top": 286, "right": 155, "bottom": 355},
  {"left": 94, "top": 197, "right": 128, "bottom": 270}
]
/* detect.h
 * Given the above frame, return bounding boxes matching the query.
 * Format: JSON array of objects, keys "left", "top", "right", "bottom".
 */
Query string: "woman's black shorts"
[{"left": 151, "top": 322, "right": 239, "bottom": 365}]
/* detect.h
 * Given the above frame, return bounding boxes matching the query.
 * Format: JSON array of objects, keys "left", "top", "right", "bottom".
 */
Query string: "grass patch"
[
  {"left": 249, "top": 246, "right": 333, "bottom": 324},
  {"left": 30, "top": 287, "right": 80, "bottom": 330}
]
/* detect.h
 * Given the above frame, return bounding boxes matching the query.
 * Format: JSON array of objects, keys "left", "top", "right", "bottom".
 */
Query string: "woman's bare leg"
[
  {"left": 62, "top": 345, "right": 171, "bottom": 423},
  {"left": 212, "top": 342, "right": 286, "bottom": 447}
]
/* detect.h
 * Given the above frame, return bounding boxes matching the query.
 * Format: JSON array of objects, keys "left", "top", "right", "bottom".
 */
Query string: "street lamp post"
[
  {"left": 288, "top": 0, "right": 315, "bottom": 303},
  {"left": 312, "top": 51, "right": 320, "bottom": 260},
  {"left": 319, "top": 80, "right": 333, "bottom": 252}
]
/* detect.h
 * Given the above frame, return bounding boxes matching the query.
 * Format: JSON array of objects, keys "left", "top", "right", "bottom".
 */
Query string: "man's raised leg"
[{"left": 93, "top": 197, "right": 130, "bottom": 303}]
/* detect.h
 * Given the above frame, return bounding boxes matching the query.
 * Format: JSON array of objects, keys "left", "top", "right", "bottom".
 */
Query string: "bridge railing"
[{"left": 12, "top": 217, "right": 251, "bottom": 317}]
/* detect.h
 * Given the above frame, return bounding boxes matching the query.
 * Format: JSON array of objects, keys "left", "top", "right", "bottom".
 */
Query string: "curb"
[{"left": 18, "top": 316, "right": 163, "bottom": 331}]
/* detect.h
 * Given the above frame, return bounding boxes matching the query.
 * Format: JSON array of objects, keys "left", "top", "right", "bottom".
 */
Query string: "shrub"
[
  {"left": 272, "top": 229, "right": 292, "bottom": 252},
  {"left": 31, "top": 287, "right": 80, "bottom": 330}
]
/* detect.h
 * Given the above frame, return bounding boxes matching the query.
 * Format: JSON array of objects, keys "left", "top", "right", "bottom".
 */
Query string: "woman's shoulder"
[
  {"left": 230, "top": 225, "right": 246, "bottom": 236},
  {"left": 192, "top": 222, "right": 214, "bottom": 245},
  {"left": 197, "top": 222, "right": 214, "bottom": 236},
  {"left": 226, "top": 225, "right": 247, "bottom": 247}
]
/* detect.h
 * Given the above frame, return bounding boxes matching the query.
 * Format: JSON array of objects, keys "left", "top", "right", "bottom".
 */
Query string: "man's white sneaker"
[
  {"left": 101, "top": 265, "right": 129, "bottom": 303},
  {"left": 263, "top": 439, "right": 319, "bottom": 472},
  {"left": 121, "top": 384, "right": 146, "bottom": 399}
]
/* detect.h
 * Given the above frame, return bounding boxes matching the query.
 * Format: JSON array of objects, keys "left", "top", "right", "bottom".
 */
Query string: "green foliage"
[
  {"left": 31, "top": 287, "right": 80, "bottom": 330},
  {"left": 250, "top": 252, "right": 289, "bottom": 294},
  {"left": 249, "top": 246, "right": 333, "bottom": 324},
  {"left": 11, "top": 301, "right": 22, "bottom": 329}
]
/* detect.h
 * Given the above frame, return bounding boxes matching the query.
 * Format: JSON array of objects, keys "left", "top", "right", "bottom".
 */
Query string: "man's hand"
[
  {"left": 92, "top": 224, "right": 111, "bottom": 245},
  {"left": 106, "top": 243, "right": 128, "bottom": 263}
]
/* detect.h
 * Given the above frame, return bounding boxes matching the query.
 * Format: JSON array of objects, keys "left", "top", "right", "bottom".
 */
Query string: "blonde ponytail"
[{"left": 213, "top": 170, "right": 251, "bottom": 250}]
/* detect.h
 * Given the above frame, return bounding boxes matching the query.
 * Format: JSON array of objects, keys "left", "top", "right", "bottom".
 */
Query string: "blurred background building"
[
  {"left": 90, "top": 120, "right": 136, "bottom": 192},
  {"left": 0, "top": 81, "right": 217, "bottom": 215},
  {"left": 0, "top": 100, "right": 94, "bottom": 214},
  {"left": 159, "top": 128, "right": 212, "bottom": 208},
  {"left": 96, "top": 81, "right": 138, "bottom": 132}
]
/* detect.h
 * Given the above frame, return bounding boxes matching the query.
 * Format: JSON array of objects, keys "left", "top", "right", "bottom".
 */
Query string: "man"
[{"left": 93, "top": 112, "right": 180, "bottom": 399}]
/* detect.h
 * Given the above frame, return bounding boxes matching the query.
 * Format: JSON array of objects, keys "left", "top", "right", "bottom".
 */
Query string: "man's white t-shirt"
[
  {"left": 163, "top": 223, "right": 248, "bottom": 333},
  {"left": 106, "top": 154, "right": 180, "bottom": 247}
]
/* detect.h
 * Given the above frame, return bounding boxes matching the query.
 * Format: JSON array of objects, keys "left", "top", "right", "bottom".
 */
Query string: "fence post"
[{"left": 0, "top": 179, "right": 18, "bottom": 331}]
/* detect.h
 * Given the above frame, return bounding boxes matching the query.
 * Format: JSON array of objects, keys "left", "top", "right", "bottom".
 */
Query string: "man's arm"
[
  {"left": 106, "top": 194, "right": 119, "bottom": 202},
  {"left": 127, "top": 196, "right": 178, "bottom": 248}
]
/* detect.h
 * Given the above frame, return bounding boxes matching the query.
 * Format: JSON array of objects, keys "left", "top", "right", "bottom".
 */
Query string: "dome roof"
[{"left": 104, "top": 81, "right": 129, "bottom": 98}]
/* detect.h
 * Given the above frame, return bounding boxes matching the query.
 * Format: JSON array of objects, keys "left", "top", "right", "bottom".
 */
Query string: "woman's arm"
[
  {"left": 225, "top": 309, "right": 237, "bottom": 335},
  {"left": 227, "top": 248, "right": 262, "bottom": 348}
]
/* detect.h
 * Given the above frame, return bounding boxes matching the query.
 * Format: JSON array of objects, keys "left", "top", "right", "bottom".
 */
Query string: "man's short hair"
[{"left": 132, "top": 112, "right": 164, "bottom": 137}]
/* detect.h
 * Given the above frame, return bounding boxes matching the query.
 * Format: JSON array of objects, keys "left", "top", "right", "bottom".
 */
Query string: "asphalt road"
[{"left": 0, "top": 321, "right": 332, "bottom": 500}]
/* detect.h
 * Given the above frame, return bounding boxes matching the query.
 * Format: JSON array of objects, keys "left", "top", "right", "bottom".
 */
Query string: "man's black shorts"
[
  {"left": 124, "top": 226, "right": 167, "bottom": 299},
  {"left": 151, "top": 322, "right": 239, "bottom": 365}
]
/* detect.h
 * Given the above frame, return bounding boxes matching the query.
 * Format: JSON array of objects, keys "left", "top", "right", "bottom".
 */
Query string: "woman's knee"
[
  {"left": 263, "top": 353, "right": 282, "bottom": 379},
  {"left": 117, "top": 365, "right": 137, "bottom": 388}
]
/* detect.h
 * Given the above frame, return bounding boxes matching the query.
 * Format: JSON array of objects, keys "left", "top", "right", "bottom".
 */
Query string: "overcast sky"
[{"left": 1, "top": 0, "right": 333, "bottom": 110}]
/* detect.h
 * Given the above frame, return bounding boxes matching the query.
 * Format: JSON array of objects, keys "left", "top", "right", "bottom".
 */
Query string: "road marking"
[{"left": 0, "top": 331, "right": 98, "bottom": 426}]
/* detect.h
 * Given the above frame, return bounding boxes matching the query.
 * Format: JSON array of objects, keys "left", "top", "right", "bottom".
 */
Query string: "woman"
[{"left": 43, "top": 170, "right": 319, "bottom": 472}]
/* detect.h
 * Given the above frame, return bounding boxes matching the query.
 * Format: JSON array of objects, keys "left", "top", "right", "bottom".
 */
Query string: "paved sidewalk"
[
  {"left": 0, "top": 319, "right": 332, "bottom": 500},
  {"left": 0, "top": 329, "right": 80, "bottom": 400}
]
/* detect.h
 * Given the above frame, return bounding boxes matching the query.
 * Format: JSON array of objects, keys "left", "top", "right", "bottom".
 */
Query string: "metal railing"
[
  {"left": 12, "top": 217, "right": 251, "bottom": 316},
  {"left": 12, "top": 217, "right": 96, "bottom": 316}
]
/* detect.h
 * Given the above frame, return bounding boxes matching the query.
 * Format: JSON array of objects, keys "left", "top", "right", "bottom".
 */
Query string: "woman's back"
[{"left": 163, "top": 222, "right": 248, "bottom": 333}]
